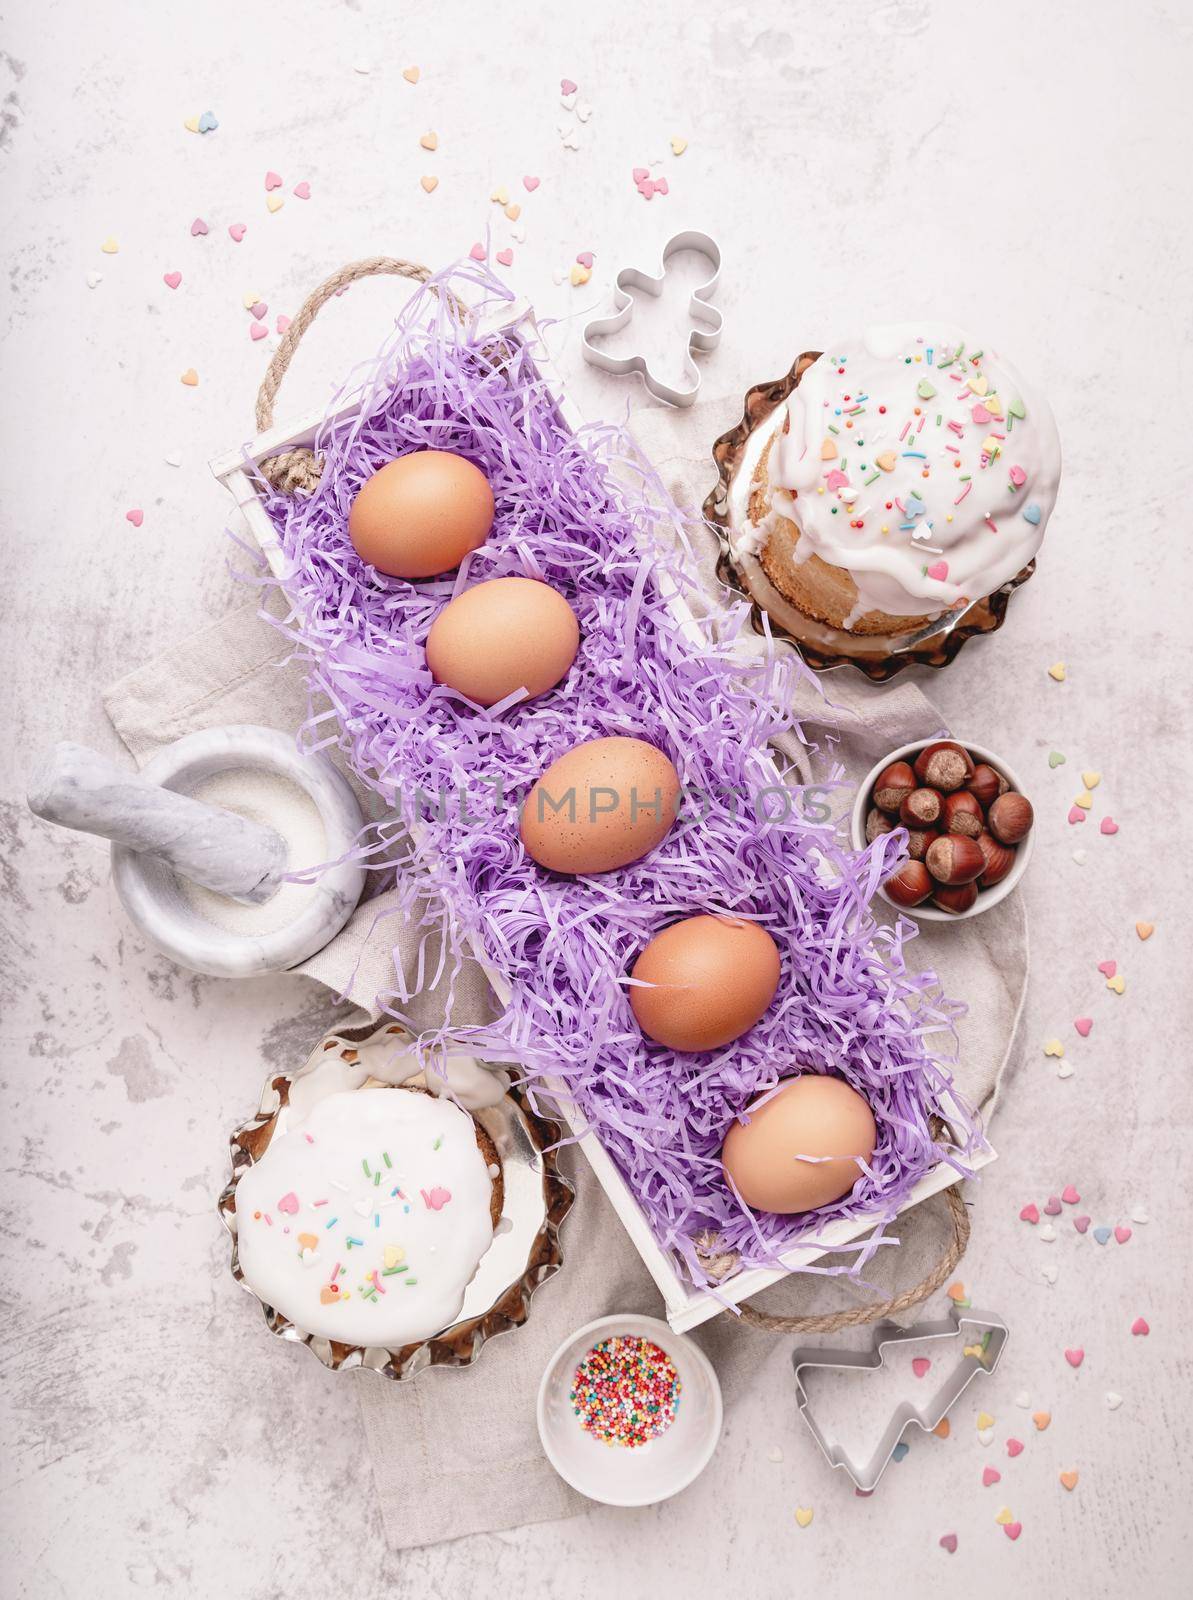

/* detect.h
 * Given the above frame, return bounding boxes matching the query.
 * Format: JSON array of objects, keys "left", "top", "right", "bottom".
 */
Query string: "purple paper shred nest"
[{"left": 253, "top": 261, "right": 984, "bottom": 1292}]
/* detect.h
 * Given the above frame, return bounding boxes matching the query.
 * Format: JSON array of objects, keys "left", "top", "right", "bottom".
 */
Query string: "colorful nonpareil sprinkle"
[{"left": 570, "top": 1335, "right": 681, "bottom": 1448}]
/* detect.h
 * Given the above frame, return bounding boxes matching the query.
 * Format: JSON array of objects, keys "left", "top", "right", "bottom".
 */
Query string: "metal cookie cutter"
[
  {"left": 791, "top": 1306, "right": 1009, "bottom": 1492},
  {"left": 581, "top": 228, "right": 723, "bottom": 407}
]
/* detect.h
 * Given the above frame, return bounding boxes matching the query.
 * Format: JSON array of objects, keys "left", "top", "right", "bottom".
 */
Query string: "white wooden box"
[{"left": 211, "top": 301, "right": 992, "bottom": 1333}]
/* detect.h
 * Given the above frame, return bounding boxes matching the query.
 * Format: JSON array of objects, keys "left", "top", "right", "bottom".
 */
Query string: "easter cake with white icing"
[
  {"left": 234, "top": 1085, "right": 503, "bottom": 1348},
  {"left": 727, "top": 325, "right": 1061, "bottom": 637}
]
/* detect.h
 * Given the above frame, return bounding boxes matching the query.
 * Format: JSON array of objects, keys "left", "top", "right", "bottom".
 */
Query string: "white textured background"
[{"left": 2, "top": 1, "right": 1191, "bottom": 1595}]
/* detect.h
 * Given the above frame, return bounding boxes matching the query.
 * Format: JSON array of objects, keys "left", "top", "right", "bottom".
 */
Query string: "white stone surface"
[{"left": 2, "top": 1, "right": 1191, "bottom": 1595}]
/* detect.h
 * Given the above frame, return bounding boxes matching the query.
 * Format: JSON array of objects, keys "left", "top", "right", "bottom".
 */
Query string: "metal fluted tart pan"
[{"left": 218, "top": 1021, "right": 575, "bottom": 1380}]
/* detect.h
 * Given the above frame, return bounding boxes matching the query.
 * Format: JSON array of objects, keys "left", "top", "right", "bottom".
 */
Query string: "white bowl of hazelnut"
[{"left": 849, "top": 739, "right": 1034, "bottom": 921}]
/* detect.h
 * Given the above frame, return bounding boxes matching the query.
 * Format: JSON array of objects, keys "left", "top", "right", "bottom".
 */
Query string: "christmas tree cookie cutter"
[
  {"left": 791, "top": 1306, "right": 1009, "bottom": 1492},
  {"left": 581, "top": 228, "right": 723, "bottom": 407}
]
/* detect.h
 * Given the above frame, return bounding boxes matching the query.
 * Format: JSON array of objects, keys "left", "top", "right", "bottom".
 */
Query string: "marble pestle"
[{"left": 27, "top": 741, "right": 288, "bottom": 905}]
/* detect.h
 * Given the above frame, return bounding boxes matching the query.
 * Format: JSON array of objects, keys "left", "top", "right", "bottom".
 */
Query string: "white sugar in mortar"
[{"left": 180, "top": 768, "right": 328, "bottom": 936}]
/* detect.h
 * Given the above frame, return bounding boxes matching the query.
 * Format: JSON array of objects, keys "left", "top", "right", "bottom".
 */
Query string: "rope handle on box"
[
  {"left": 253, "top": 256, "right": 468, "bottom": 495},
  {"left": 699, "top": 1119, "right": 971, "bottom": 1332}
]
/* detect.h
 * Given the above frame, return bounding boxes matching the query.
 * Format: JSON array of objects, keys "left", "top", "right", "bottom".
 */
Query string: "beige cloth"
[{"left": 102, "top": 397, "right": 1027, "bottom": 1551}]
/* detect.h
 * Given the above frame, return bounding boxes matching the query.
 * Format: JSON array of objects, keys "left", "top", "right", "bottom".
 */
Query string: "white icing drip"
[
  {"left": 285, "top": 1035, "right": 510, "bottom": 1125},
  {"left": 235, "top": 1088, "right": 496, "bottom": 1346},
  {"left": 726, "top": 403, "right": 786, "bottom": 557},
  {"left": 769, "top": 323, "right": 1061, "bottom": 619}
]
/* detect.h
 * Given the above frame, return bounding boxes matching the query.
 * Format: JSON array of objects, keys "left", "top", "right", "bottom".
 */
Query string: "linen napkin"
[{"left": 102, "top": 396, "right": 1027, "bottom": 1550}]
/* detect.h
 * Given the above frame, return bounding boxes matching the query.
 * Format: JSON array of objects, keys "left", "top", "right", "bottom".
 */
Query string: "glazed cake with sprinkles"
[
  {"left": 234, "top": 1087, "right": 502, "bottom": 1347},
  {"left": 728, "top": 325, "right": 1061, "bottom": 636}
]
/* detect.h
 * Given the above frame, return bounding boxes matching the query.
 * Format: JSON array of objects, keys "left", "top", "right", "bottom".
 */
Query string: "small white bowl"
[
  {"left": 850, "top": 738, "right": 1034, "bottom": 923},
  {"left": 536, "top": 1313, "right": 722, "bottom": 1506}
]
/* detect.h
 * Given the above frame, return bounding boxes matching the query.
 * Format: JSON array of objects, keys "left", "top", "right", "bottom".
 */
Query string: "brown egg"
[
  {"left": 520, "top": 736, "right": 680, "bottom": 875},
  {"left": 348, "top": 450, "right": 494, "bottom": 579},
  {"left": 721, "top": 1076, "right": 877, "bottom": 1214},
  {"left": 425, "top": 577, "right": 579, "bottom": 707},
  {"left": 630, "top": 916, "right": 780, "bottom": 1052}
]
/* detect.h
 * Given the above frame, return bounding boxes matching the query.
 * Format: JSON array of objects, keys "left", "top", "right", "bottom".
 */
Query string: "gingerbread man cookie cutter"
[{"left": 581, "top": 228, "right": 723, "bottom": 407}]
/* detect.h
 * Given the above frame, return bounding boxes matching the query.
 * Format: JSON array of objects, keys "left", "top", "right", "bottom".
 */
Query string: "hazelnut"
[
  {"left": 866, "top": 806, "right": 896, "bottom": 844},
  {"left": 988, "top": 791, "right": 1034, "bottom": 846},
  {"left": 873, "top": 760, "right": 917, "bottom": 815},
  {"left": 967, "top": 763, "right": 1007, "bottom": 809},
  {"left": 900, "top": 787, "right": 943, "bottom": 828},
  {"left": 925, "top": 834, "right": 985, "bottom": 886},
  {"left": 913, "top": 740, "right": 975, "bottom": 793},
  {"left": 941, "top": 791, "right": 984, "bottom": 839},
  {"left": 905, "top": 827, "right": 940, "bottom": 863},
  {"left": 884, "top": 860, "right": 932, "bottom": 908},
  {"left": 932, "top": 880, "right": 979, "bottom": 915},
  {"left": 977, "top": 830, "right": 1016, "bottom": 888}
]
